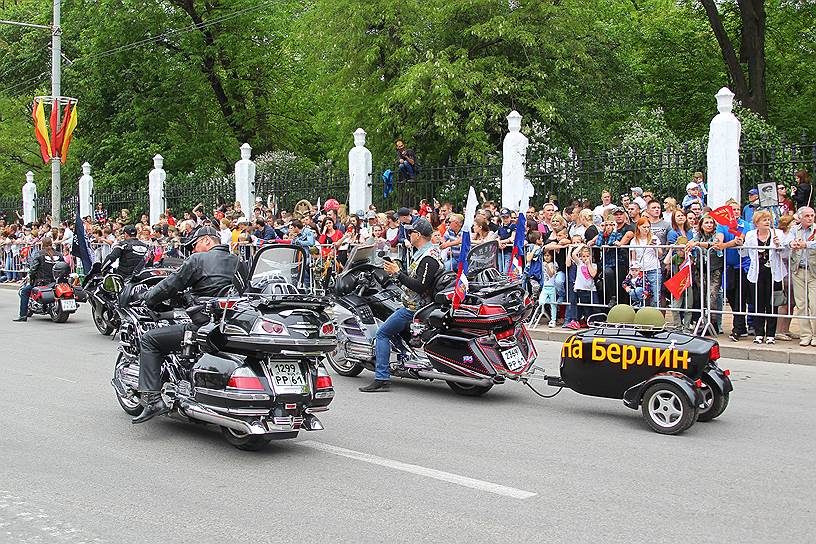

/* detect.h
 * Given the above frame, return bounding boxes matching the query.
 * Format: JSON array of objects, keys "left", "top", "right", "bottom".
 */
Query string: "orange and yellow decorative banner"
[{"left": 32, "top": 98, "right": 77, "bottom": 164}]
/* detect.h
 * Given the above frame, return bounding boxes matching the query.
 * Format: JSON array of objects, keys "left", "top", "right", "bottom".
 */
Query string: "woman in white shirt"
[
  {"left": 742, "top": 210, "right": 787, "bottom": 344},
  {"left": 630, "top": 217, "right": 663, "bottom": 308}
]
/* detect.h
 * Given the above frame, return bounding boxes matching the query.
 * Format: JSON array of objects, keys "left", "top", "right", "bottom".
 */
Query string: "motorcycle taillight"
[{"left": 495, "top": 329, "right": 514, "bottom": 340}]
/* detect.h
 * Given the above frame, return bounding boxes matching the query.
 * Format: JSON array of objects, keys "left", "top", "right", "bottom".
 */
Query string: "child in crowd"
[
  {"left": 539, "top": 250, "right": 558, "bottom": 327},
  {"left": 622, "top": 261, "right": 650, "bottom": 308},
  {"left": 569, "top": 244, "right": 597, "bottom": 328}
]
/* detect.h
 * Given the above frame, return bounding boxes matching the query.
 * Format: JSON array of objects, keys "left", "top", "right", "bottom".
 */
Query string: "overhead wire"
[
  {"left": 74, "top": 0, "right": 278, "bottom": 63},
  {"left": 0, "top": 0, "right": 276, "bottom": 96}
]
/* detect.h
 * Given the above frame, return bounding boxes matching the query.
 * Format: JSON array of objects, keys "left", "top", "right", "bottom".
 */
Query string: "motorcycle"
[
  {"left": 326, "top": 241, "right": 537, "bottom": 396},
  {"left": 23, "top": 261, "right": 87, "bottom": 323},
  {"left": 110, "top": 244, "right": 337, "bottom": 451}
]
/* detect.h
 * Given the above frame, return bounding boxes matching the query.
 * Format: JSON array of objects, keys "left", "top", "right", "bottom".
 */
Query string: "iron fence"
[{"left": 2, "top": 134, "right": 816, "bottom": 220}]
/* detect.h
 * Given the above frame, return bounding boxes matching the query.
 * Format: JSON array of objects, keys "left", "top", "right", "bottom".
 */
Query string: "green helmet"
[
  {"left": 634, "top": 307, "right": 666, "bottom": 328},
  {"left": 607, "top": 304, "right": 636, "bottom": 324}
]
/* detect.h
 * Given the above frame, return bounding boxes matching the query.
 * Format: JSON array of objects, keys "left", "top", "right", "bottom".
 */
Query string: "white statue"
[
  {"left": 348, "top": 128, "right": 372, "bottom": 213},
  {"left": 706, "top": 87, "right": 742, "bottom": 210},
  {"left": 148, "top": 154, "right": 166, "bottom": 226},
  {"left": 235, "top": 143, "right": 256, "bottom": 216},
  {"left": 22, "top": 171, "right": 37, "bottom": 224},
  {"left": 502, "top": 110, "right": 529, "bottom": 211},
  {"left": 78, "top": 162, "right": 94, "bottom": 219}
]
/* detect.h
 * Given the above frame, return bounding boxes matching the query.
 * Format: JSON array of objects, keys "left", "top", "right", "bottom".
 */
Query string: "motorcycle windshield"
[
  {"left": 250, "top": 245, "right": 308, "bottom": 290},
  {"left": 343, "top": 244, "right": 384, "bottom": 272},
  {"left": 467, "top": 240, "right": 499, "bottom": 274}
]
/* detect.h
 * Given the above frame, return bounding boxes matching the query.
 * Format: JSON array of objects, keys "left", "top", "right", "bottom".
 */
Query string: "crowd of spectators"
[{"left": 2, "top": 167, "right": 816, "bottom": 346}]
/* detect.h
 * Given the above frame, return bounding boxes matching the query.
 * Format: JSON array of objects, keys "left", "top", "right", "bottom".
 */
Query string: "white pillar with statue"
[
  {"left": 149, "top": 154, "right": 166, "bottom": 226},
  {"left": 235, "top": 143, "right": 256, "bottom": 217},
  {"left": 22, "top": 171, "right": 37, "bottom": 225},
  {"left": 502, "top": 110, "right": 529, "bottom": 211},
  {"left": 348, "top": 128, "right": 372, "bottom": 213},
  {"left": 78, "top": 162, "right": 94, "bottom": 219},
  {"left": 706, "top": 87, "right": 742, "bottom": 210}
]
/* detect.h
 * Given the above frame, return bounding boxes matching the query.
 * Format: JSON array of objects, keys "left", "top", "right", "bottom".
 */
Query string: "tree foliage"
[{"left": 0, "top": 0, "right": 813, "bottom": 197}]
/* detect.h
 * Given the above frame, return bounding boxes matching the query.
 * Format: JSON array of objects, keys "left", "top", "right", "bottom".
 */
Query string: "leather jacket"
[
  {"left": 143, "top": 245, "right": 238, "bottom": 307},
  {"left": 103, "top": 238, "right": 149, "bottom": 279},
  {"left": 29, "top": 252, "right": 64, "bottom": 285}
]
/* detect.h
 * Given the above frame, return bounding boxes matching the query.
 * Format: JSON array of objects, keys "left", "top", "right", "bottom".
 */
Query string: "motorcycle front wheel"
[
  {"left": 92, "top": 305, "right": 114, "bottom": 335},
  {"left": 325, "top": 332, "right": 364, "bottom": 377},
  {"left": 113, "top": 353, "right": 143, "bottom": 416}
]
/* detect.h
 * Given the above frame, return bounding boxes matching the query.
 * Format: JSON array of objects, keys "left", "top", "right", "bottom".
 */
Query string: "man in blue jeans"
[{"left": 359, "top": 219, "right": 443, "bottom": 392}]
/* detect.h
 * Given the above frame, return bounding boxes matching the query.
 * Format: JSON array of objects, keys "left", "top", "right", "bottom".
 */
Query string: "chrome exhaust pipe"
[
  {"left": 180, "top": 401, "right": 268, "bottom": 435},
  {"left": 302, "top": 414, "right": 324, "bottom": 431},
  {"left": 414, "top": 370, "right": 493, "bottom": 387}
]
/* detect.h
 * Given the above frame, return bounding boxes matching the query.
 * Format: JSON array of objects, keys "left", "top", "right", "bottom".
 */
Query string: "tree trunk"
[{"left": 699, "top": 0, "right": 768, "bottom": 118}]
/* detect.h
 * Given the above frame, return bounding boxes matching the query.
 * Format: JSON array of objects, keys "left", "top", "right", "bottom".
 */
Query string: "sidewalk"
[{"left": 529, "top": 311, "right": 816, "bottom": 366}]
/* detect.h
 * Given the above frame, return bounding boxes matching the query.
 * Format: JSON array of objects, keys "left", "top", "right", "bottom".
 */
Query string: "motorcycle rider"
[
  {"left": 101, "top": 225, "right": 148, "bottom": 280},
  {"left": 14, "top": 237, "right": 64, "bottom": 322},
  {"left": 359, "top": 218, "right": 442, "bottom": 392},
  {"left": 132, "top": 226, "right": 239, "bottom": 423}
]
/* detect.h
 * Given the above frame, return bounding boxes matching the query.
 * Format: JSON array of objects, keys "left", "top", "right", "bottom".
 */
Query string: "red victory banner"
[{"left": 664, "top": 256, "right": 692, "bottom": 300}]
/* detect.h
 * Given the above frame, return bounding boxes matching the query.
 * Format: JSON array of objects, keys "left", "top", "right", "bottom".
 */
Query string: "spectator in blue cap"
[{"left": 743, "top": 188, "right": 760, "bottom": 224}]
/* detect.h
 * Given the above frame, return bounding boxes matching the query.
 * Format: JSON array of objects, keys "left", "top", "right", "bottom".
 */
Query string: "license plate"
[
  {"left": 501, "top": 345, "right": 527, "bottom": 372},
  {"left": 60, "top": 298, "right": 77, "bottom": 312},
  {"left": 268, "top": 362, "right": 306, "bottom": 387}
]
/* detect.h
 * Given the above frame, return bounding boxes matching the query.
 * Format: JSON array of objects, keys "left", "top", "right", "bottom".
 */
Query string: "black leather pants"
[{"left": 138, "top": 323, "right": 194, "bottom": 392}]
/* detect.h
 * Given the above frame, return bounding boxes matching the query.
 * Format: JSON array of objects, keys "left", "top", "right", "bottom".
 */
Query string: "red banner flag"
[
  {"left": 709, "top": 205, "right": 738, "bottom": 228},
  {"left": 664, "top": 256, "right": 692, "bottom": 300},
  {"left": 50, "top": 99, "right": 59, "bottom": 159},
  {"left": 55, "top": 102, "right": 72, "bottom": 153}
]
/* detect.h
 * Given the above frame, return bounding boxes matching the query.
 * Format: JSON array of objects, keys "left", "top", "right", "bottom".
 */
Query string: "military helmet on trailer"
[
  {"left": 634, "top": 307, "right": 666, "bottom": 329},
  {"left": 607, "top": 304, "right": 636, "bottom": 325}
]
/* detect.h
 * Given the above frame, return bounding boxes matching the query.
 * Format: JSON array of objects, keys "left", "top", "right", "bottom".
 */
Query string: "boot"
[
  {"left": 132, "top": 392, "right": 169, "bottom": 424},
  {"left": 12, "top": 316, "right": 27, "bottom": 322},
  {"left": 359, "top": 380, "right": 390, "bottom": 393}
]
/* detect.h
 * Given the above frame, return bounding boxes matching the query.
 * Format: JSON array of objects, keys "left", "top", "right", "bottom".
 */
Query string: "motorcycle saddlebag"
[
  {"left": 72, "top": 286, "right": 88, "bottom": 303},
  {"left": 32, "top": 287, "right": 55, "bottom": 304}
]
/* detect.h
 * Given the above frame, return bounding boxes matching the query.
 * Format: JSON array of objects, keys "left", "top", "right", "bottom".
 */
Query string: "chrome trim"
[
  {"left": 414, "top": 370, "right": 492, "bottom": 387},
  {"left": 314, "top": 391, "right": 335, "bottom": 399},
  {"left": 180, "top": 401, "right": 268, "bottom": 435},
  {"left": 280, "top": 349, "right": 329, "bottom": 357},
  {"left": 195, "top": 387, "right": 270, "bottom": 401},
  {"left": 206, "top": 405, "right": 270, "bottom": 417},
  {"left": 305, "top": 406, "right": 330, "bottom": 413}
]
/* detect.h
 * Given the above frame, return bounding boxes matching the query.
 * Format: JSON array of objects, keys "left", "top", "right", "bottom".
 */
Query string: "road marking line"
[
  {"left": 54, "top": 377, "right": 78, "bottom": 384},
  {"left": 300, "top": 441, "right": 536, "bottom": 499}
]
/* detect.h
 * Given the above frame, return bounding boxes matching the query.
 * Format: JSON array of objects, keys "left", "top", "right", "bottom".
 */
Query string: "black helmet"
[{"left": 52, "top": 261, "right": 71, "bottom": 279}]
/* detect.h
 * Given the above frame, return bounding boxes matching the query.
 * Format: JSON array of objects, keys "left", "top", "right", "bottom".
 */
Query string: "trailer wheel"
[
  {"left": 641, "top": 383, "right": 697, "bottom": 435},
  {"left": 696, "top": 381, "right": 729, "bottom": 422},
  {"left": 446, "top": 381, "right": 493, "bottom": 397}
]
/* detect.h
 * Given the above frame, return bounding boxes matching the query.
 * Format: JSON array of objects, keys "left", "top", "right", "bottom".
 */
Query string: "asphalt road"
[{"left": 0, "top": 289, "right": 814, "bottom": 543}]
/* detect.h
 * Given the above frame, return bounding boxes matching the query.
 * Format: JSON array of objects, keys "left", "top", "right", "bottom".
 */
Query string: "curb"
[{"left": 528, "top": 327, "right": 816, "bottom": 367}]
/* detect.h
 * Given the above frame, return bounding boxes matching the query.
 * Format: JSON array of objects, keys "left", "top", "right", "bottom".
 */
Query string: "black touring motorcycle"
[
  {"left": 327, "top": 241, "right": 536, "bottom": 396},
  {"left": 110, "top": 245, "right": 337, "bottom": 450}
]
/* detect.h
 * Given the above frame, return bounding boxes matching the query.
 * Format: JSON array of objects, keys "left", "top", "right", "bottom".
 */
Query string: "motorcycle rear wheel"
[
  {"left": 92, "top": 305, "right": 114, "bottom": 335},
  {"left": 49, "top": 304, "right": 70, "bottom": 323},
  {"left": 220, "top": 427, "right": 273, "bottom": 451},
  {"left": 446, "top": 381, "right": 493, "bottom": 396}
]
